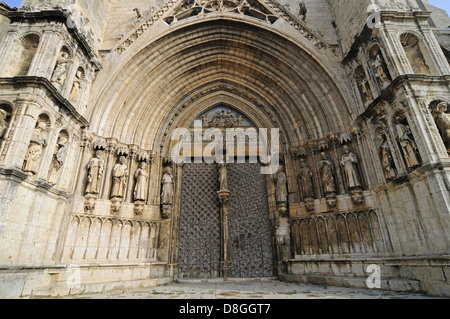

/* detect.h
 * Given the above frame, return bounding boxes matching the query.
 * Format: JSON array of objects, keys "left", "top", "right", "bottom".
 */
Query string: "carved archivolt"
[{"left": 112, "top": 0, "right": 332, "bottom": 57}]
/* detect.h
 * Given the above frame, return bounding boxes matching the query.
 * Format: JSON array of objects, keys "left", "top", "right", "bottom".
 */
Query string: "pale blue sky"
[
  {"left": 1, "top": 0, "right": 450, "bottom": 17},
  {"left": 429, "top": 0, "right": 450, "bottom": 15},
  {"left": 3, "top": 0, "right": 21, "bottom": 8}
]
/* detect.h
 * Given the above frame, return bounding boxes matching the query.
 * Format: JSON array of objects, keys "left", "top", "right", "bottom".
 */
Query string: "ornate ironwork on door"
[
  {"left": 178, "top": 163, "right": 221, "bottom": 278},
  {"left": 178, "top": 162, "right": 274, "bottom": 278},
  {"left": 228, "top": 163, "right": 274, "bottom": 278}
]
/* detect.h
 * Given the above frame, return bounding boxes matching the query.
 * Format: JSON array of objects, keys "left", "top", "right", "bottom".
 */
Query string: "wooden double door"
[{"left": 178, "top": 162, "right": 274, "bottom": 278}]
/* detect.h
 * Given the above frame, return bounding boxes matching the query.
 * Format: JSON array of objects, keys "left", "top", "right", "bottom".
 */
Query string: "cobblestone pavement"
[{"left": 60, "top": 279, "right": 438, "bottom": 299}]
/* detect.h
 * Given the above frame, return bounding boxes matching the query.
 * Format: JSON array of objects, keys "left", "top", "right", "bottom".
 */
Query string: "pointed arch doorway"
[{"left": 176, "top": 106, "right": 275, "bottom": 279}]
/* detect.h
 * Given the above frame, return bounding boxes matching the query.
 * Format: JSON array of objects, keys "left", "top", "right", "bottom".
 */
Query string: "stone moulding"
[
  {"left": 6, "top": 10, "right": 101, "bottom": 68},
  {"left": 111, "top": 0, "right": 335, "bottom": 57},
  {"left": 0, "top": 76, "right": 89, "bottom": 127}
]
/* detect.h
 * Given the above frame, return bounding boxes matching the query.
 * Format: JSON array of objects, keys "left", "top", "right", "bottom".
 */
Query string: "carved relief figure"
[
  {"left": 0, "top": 109, "right": 7, "bottom": 140},
  {"left": 395, "top": 118, "right": 420, "bottom": 169},
  {"left": 134, "top": 162, "right": 149, "bottom": 202},
  {"left": 85, "top": 150, "right": 105, "bottom": 195},
  {"left": 209, "top": 111, "right": 221, "bottom": 127},
  {"left": 51, "top": 52, "right": 69, "bottom": 89},
  {"left": 355, "top": 66, "right": 372, "bottom": 104},
  {"left": 69, "top": 69, "right": 83, "bottom": 102},
  {"left": 432, "top": 102, "right": 450, "bottom": 153},
  {"left": 318, "top": 152, "right": 336, "bottom": 194},
  {"left": 341, "top": 145, "right": 362, "bottom": 189},
  {"left": 298, "top": 1, "right": 307, "bottom": 20},
  {"left": 223, "top": 110, "right": 235, "bottom": 128},
  {"left": 161, "top": 167, "right": 174, "bottom": 205},
  {"left": 111, "top": 156, "right": 129, "bottom": 199},
  {"left": 275, "top": 167, "right": 288, "bottom": 204},
  {"left": 372, "top": 52, "right": 390, "bottom": 89},
  {"left": 23, "top": 121, "right": 48, "bottom": 175},
  {"left": 377, "top": 133, "right": 396, "bottom": 180},
  {"left": 218, "top": 162, "right": 229, "bottom": 191},
  {"left": 299, "top": 159, "right": 314, "bottom": 199},
  {"left": 48, "top": 136, "right": 68, "bottom": 186}
]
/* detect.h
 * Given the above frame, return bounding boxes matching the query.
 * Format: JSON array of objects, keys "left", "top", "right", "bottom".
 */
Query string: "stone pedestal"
[
  {"left": 277, "top": 202, "right": 288, "bottom": 217},
  {"left": 350, "top": 188, "right": 364, "bottom": 204},
  {"left": 84, "top": 194, "right": 97, "bottom": 214},
  {"left": 325, "top": 193, "right": 337, "bottom": 210},
  {"left": 134, "top": 200, "right": 145, "bottom": 215},
  {"left": 110, "top": 197, "right": 122, "bottom": 215},
  {"left": 162, "top": 204, "right": 172, "bottom": 220},
  {"left": 305, "top": 197, "right": 315, "bottom": 214}
]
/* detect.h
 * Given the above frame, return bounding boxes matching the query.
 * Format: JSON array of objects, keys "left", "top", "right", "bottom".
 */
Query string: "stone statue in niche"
[
  {"left": 340, "top": 145, "right": 362, "bottom": 189},
  {"left": 218, "top": 162, "right": 229, "bottom": 191},
  {"left": 51, "top": 52, "right": 69, "bottom": 90},
  {"left": 47, "top": 136, "right": 68, "bottom": 186},
  {"left": 23, "top": 121, "right": 48, "bottom": 175},
  {"left": 111, "top": 156, "right": 129, "bottom": 199},
  {"left": 318, "top": 152, "right": 336, "bottom": 194},
  {"left": 134, "top": 162, "right": 149, "bottom": 202},
  {"left": 275, "top": 166, "right": 288, "bottom": 205},
  {"left": 432, "top": 102, "right": 450, "bottom": 154},
  {"left": 372, "top": 52, "right": 390, "bottom": 89},
  {"left": 298, "top": 1, "right": 307, "bottom": 20},
  {"left": 299, "top": 159, "right": 314, "bottom": 199},
  {"left": 377, "top": 133, "right": 396, "bottom": 180},
  {"left": 161, "top": 167, "right": 174, "bottom": 206},
  {"left": 395, "top": 118, "right": 421, "bottom": 169},
  {"left": 85, "top": 150, "right": 105, "bottom": 195},
  {"left": 69, "top": 69, "right": 83, "bottom": 102},
  {"left": 0, "top": 109, "right": 7, "bottom": 140}
]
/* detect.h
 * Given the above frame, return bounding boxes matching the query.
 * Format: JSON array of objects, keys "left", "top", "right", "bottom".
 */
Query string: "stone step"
[
  {"left": 29, "top": 277, "right": 172, "bottom": 298},
  {"left": 281, "top": 274, "right": 422, "bottom": 293}
]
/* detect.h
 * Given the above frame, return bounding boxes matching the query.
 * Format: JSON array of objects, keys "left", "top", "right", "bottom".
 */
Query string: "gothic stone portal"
[{"left": 178, "top": 162, "right": 274, "bottom": 279}]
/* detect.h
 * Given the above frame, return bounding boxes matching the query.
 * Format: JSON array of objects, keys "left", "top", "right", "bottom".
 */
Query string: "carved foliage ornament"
[{"left": 164, "top": 0, "right": 278, "bottom": 25}]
